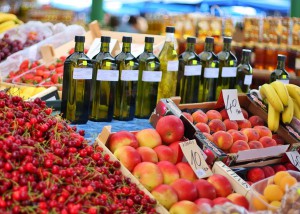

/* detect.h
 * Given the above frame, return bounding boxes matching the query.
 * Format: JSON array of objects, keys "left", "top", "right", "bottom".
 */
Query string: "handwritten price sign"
[
  {"left": 179, "top": 140, "right": 213, "bottom": 179},
  {"left": 286, "top": 151, "right": 300, "bottom": 171},
  {"left": 222, "top": 89, "right": 245, "bottom": 121}
]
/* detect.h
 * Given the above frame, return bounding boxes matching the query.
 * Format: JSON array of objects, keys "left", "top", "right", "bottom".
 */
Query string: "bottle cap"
[
  {"left": 101, "top": 36, "right": 111, "bottom": 43},
  {"left": 122, "top": 36, "right": 132, "bottom": 43},
  {"left": 145, "top": 37, "right": 154, "bottom": 43},
  {"left": 242, "top": 49, "right": 251, "bottom": 55},
  {"left": 187, "top": 37, "right": 196, "bottom": 43},
  {"left": 166, "top": 26, "right": 175, "bottom": 33},
  {"left": 278, "top": 54, "right": 286, "bottom": 61},
  {"left": 75, "top": 36, "right": 85, "bottom": 42},
  {"left": 223, "top": 37, "right": 232, "bottom": 43},
  {"left": 205, "top": 37, "right": 214, "bottom": 44}
]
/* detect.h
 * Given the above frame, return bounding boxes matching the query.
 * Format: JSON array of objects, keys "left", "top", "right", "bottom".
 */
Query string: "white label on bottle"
[
  {"left": 244, "top": 75, "right": 253, "bottom": 85},
  {"left": 121, "top": 70, "right": 139, "bottom": 81},
  {"left": 73, "top": 68, "right": 93, "bottom": 80},
  {"left": 184, "top": 65, "right": 202, "bottom": 76},
  {"left": 167, "top": 60, "right": 179, "bottom": 71},
  {"left": 97, "top": 70, "right": 119, "bottom": 81},
  {"left": 222, "top": 67, "right": 237, "bottom": 77},
  {"left": 142, "top": 71, "right": 162, "bottom": 82},
  {"left": 296, "top": 58, "right": 300, "bottom": 69},
  {"left": 204, "top": 68, "right": 219, "bottom": 78},
  {"left": 277, "top": 79, "right": 289, "bottom": 84}
]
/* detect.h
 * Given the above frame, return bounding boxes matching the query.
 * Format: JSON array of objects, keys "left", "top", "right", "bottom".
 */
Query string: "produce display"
[{"left": 0, "top": 92, "right": 158, "bottom": 213}]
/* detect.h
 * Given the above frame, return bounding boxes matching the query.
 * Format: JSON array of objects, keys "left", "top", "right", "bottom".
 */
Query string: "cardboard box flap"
[
  {"left": 97, "top": 125, "right": 112, "bottom": 146},
  {"left": 40, "top": 45, "right": 55, "bottom": 64}
]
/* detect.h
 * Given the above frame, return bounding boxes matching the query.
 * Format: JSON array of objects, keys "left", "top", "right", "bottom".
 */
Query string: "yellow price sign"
[
  {"left": 83, "top": 61, "right": 87, "bottom": 66},
  {"left": 229, "top": 60, "right": 234, "bottom": 66},
  {"left": 130, "top": 61, "right": 134, "bottom": 66},
  {"left": 283, "top": 75, "right": 287, "bottom": 79},
  {"left": 106, "top": 61, "right": 111, "bottom": 67},
  {"left": 211, "top": 62, "right": 216, "bottom": 68},
  {"left": 192, "top": 60, "right": 197, "bottom": 65},
  {"left": 150, "top": 62, "right": 155, "bottom": 68}
]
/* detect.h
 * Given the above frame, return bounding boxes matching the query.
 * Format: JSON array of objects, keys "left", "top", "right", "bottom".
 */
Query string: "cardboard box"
[{"left": 95, "top": 126, "right": 169, "bottom": 214}]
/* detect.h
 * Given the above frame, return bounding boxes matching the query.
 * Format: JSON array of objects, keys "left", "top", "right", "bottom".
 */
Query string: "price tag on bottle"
[
  {"left": 222, "top": 89, "right": 245, "bottom": 121},
  {"left": 286, "top": 151, "right": 300, "bottom": 171},
  {"left": 179, "top": 140, "right": 213, "bottom": 179},
  {"left": 121, "top": 70, "right": 139, "bottom": 81},
  {"left": 142, "top": 71, "right": 162, "bottom": 82},
  {"left": 221, "top": 67, "right": 237, "bottom": 77},
  {"left": 73, "top": 68, "right": 93, "bottom": 80},
  {"left": 97, "top": 70, "right": 119, "bottom": 81},
  {"left": 167, "top": 60, "right": 179, "bottom": 72},
  {"left": 184, "top": 65, "right": 202, "bottom": 76},
  {"left": 204, "top": 68, "right": 219, "bottom": 78},
  {"left": 244, "top": 75, "right": 253, "bottom": 85},
  {"left": 296, "top": 58, "right": 300, "bottom": 69}
]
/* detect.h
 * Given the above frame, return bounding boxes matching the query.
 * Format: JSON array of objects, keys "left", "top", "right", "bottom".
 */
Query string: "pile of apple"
[
  {"left": 108, "top": 115, "right": 250, "bottom": 213},
  {"left": 182, "top": 108, "right": 285, "bottom": 154}
]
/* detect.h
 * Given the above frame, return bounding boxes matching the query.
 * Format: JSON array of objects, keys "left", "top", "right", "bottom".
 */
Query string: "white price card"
[
  {"left": 278, "top": 79, "right": 289, "bottom": 84},
  {"left": 222, "top": 89, "right": 245, "bottom": 121},
  {"left": 184, "top": 65, "right": 202, "bottom": 76},
  {"left": 222, "top": 67, "right": 237, "bottom": 77},
  {"left": 296, "top": 58, "right": 300, "bottom": 69},
  {"left": 204, "top": 68, "right": 219, "bottom": 78},
  {"left": 244, "top": 75, "right": 253, "bottom": 85},
  {"left": 179, "top": 140, "right": 213, "bottom": 179},
  {"left": 286, "top": 151, "right": 300, "bottom": 171},
  {"left": 167, "top": 60, "right": 179, "bottom": 72},
  {"left": 142, "top": 71, "right": 162, "bottom": 82},
  {"left": 97, "top": 70, "right": 119, "bottom": 81},
  {"left": 73, "top": 68, "right": 93, "bottom": 80},
  {"left": 121, "top": 70, "right": 139, "bottom": 81}
]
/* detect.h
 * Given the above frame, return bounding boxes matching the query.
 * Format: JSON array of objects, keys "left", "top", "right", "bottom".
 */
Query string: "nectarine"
[{"left": 156, "top": 115, "right": 184, "bottom": 144}]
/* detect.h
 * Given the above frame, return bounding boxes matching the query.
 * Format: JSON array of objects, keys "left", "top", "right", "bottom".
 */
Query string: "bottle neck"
[
  {"left": 241, "top": 54, "right": 250, "bottom": 64},
  {"left": 165, "top": 32, "right": 175, "bottom": 43},
  {"left": 223, "top": 42, "right": 231, "bottom": 52},
  {"left": 186, "top": 43, "right": 195, "bottom": 52},
  {"left": 144, "top": 42, "right": 153, "bottom": 53},
  {"left": 204, "top": 42, "right": 214, "bottom": 52},
  {"left": 100, "top": 42, "right": 110, "bottom": 53},
  {"left": 122, "top": 42, "right": 131, "bottom": 53},
  {"left": 276, "top": 60, "right": 285, "bottom": 69},
  {"left": 75, "top": 42, "right": 84, "bottom": 52}
]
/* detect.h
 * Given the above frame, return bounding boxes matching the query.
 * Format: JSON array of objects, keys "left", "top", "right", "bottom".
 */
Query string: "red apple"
[
  {"left": 207, "top": 174, "right": 233, "bottom": 197},
  {"left": 273, "top": 164, "right": 287, "bottom": 172},
  {"left": 154, "top": 145, "right": 176, "bottom": 164},
  {"left": 194, "top": 198, "right": 213, "bottom": 208},
  {"left": 284, "top": 163, "right": 298, "bottom": 171},
  {"left": 136, "top": 147, "right": 158, "bottom": 163},
  {"left": 135, "top": 128, "right": 162, "bottom": 148},
  {"left": 169, "top": 141, "right": 184, "bottom": 163},
  {"left": 157, "top": 161, "right": 180, "bottom": 185},
  {"left": 170, "top": 179, "right": 198, "bottom": 201},
  {"left": 156, "top": 115, "right": 184, "bottom": 144},
  {"left": 114, "top": 146, "right": 141, "bottom": 172},
  {"left": 262, "top": 166, "right": 275, "bottom": 178},
  {"left": 151, "top": 184, "right": 178, "bottom": 209},
  {"left": 169, "top": 200, "right": 200, "bottom": 214},
  {"left": 227, "top": 193, "right": 249, "bottom": 210},
  {"left": 176, "top": 162, "right": 198, "bottom": 182},
  {"left": 213, "top": 197, "right": 231, "bottom": 206},
  {"left": 193, "top": 179, "right": 217, "bottom": 200},
  {"left": 246, "top": 168, "right": 265, "bottom": 182},
  {"left": 203, "top": 148, "right": 215, "bottom": 165},
  {"left": 108, "top": 131, "right": 139, "bottom": 153},
  {"left": 272, "top": 134, "right": 285, "bottom": 145}
]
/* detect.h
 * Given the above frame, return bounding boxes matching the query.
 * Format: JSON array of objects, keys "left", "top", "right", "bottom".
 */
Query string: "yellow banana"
[
  {"left": 0, "top": 20, "right": 17, "bottom": 33},
  {"left": 292, "top": 98, "right": 300, "bottom": 120},
  {"left": 286, "top": 84, "right": 300, "bottom": 107},
  {"left": 282, "top": 96, "right": 294, "bottom": 124},
  {"left": 260, "top": 83, "right": 284, "bottom": 112},
  {"left": 270, "top": 80, "right": 289, "bottom": 107},
  {"left": 0, "top": 13, "right": 17, "bottom": 23},
  {"left": 268, "top": 102, "right": 280, "bottom": 132}
]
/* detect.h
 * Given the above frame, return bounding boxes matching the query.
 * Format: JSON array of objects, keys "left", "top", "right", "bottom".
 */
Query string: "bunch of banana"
[
  {"left": 4, "top": 86, "right": 46, "bottom": 100},
  {"left": 259, "top": 81, "right": 300, "bottom": 132},
  {"left": 0, "top": 12, "right": 23, "bottom": 34}
]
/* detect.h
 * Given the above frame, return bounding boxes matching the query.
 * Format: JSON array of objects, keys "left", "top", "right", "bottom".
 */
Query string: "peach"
[
  {"left": 227, "top": 193, "right": 249, "bottom": 210},
  {"left": 237, "top": 119, "right": 252, "bottom": 130},
  {"left": 208, "top": 119, "right": 226, "bottom": 133},
  {"left": 273, "top": 164, "right": 287, "bottom": 172},
  {"left": 169, "top": 141, "right": 184, "bottom": 163},
  {"left": 136, "top": 147, "right": 158, "bottom": 163},
  {"left": 194, "top": 198, "right": 214, "bottom": 207},
  {"left": 151, "top": 184, "right": 178, "bottom": 209},
  {"left": 156, "top": 115, "right": 184, "bottom": 144},
  {"left": 262, "top": 166, "right": 275, "bottom": 178},
  {"left": 169, "top": 201, "right": 200, "bottom": 214},
  {"left": 229, "top": 130, "right": 248, "bottom": 143},
  {"left": 195, "top": 122, "right": 210, "bottom": 133},
  {"left": 249, "top": 115, "right": 265, "bottom": 127},
  {"left": 253, "top": 126, "right": 272, "bottom": 138},
  {"left": 259, "top": 136, "right": 277, "bottom": 148},
  {"left": 183, "top": 112, "right": 193, "bottom": 123},
  {"left": 192, "top": 110, "right": 208, "bottom": 124},
  {"left": 213, "top": 197, "right": 232, "bottom": 206},
  {"left": 207, "top": 174, "right": 233, "bottom": 197},
  {"left": 220, "top": 108, "right": 229, "bottom": 120},
  {"left": 223, "top": 119, "right": 238, "bottom": 131},
  {"left": 171, "top": 179, "right": 198, "bottom": 201},
  {"left": 272, "top": 134, "right": 285, "bottom": 145},
  {"left": 241, "top": 128, "right": 260, "bottom": 142},
  {"left": 206, "top": 110, "right": 222, "bottom": 121},
  {"left": 176, "top": 162, "right": 198, "bottom": 182},
  {"left": 157, "top": 161, "right": 180, "bottom": 185},
  {"left": 212, "top": 131, "right": 233, "bottom": 151},
  {"left": 109, "top": 131, "right": 139, "bottom": 153},
  {"left": 135, "top": 128, "right": 162, "bottom": 148},
  {"left": 284, "top": 163, "right": 298, "bottom": 171},
  {"left": 229, "top": 140, "right": 250, "bottom": 153},
  {"left": 203, "top": 148, "right": 215, "bottom": 166},
  {"left": 241, "top": 108, "right": 249, "bottom": 119},
  {"left": 133, "top": 162, "right": 163, "bottom": 191},
  {"left": 114, "top": 146, "right": 141, "bottom": 172},
  {"left": 248, "top": 141, "right": 264, "bottom": 149},
  {"left": 193, "top": 179, "right": 217, "bottom": 200},
  {"left": 203, "top": 132, "right": 213, "bottom": 142},
  {"left": 154, "top": 145, "right": 176, "bottom": 164},
  {"left": 246, "top": 168, "right": 265, "bottom": 182}
]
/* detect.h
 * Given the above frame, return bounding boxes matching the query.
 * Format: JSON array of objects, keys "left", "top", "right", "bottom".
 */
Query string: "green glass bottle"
[
  {"left": 235, "top": 49, "right": 253, "bottom": 93},
  {"left": 136, "top": 37, "right": 161, "bottom": 118},
  {"left": 157, "top": 26, "right": 179, "bottom": 101},
  {"left": 61, "top": 36, "right": 94, "bottom": 124},
  {"left": 90, "top": 36, "right": 118, "bottom": 122},
  {"left": 270, "top": 55, "right": 290, "bottom": 84},
  {"left": 114, "top": 36, "right": 139, "bottom": 121},
  {"left": 178, "top": 37, "right": 201, "bottom": 103},
  {"left": 199, "top": 37, "right": 219, "bottom": 102},
  {"left": 216, "top": 37, "right": 237, "bottom": 99}
]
